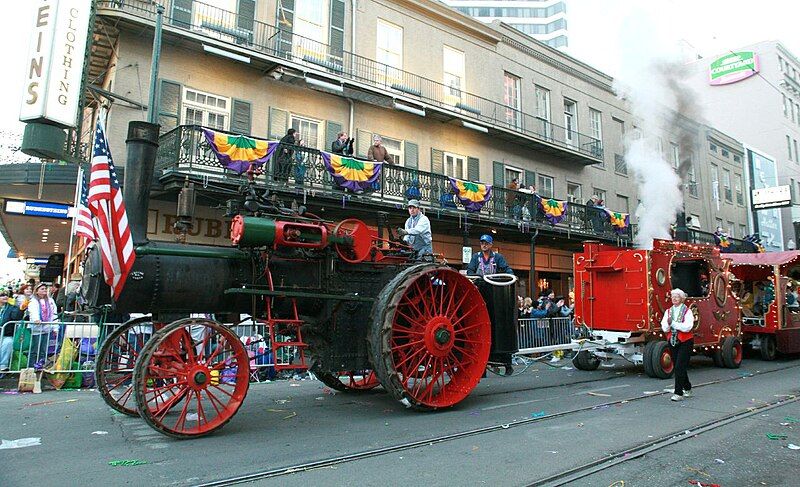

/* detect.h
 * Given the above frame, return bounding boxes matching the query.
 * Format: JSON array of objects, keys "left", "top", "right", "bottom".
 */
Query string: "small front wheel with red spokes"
[
  {"left": 95, "top": 316, "right": 156, "bottom": 416},
  {"left": 133, "top": 318, "right": 250, "bottom": 439},
  {"left": 369, "top": 264, "right": 491, "bottom": 410}
]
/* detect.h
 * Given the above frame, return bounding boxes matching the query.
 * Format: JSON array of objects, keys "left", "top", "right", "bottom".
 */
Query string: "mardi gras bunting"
[
  {"left": 203, "top": 129, "right": 278, "bottom": 174},
  {"left": 605, "top": 209, "right": 630, "bottom": 234},
  {"left": 714, "top": 231, "right": 731, "bottom": 249},
  {"left": 539, "top": 198, "right": 568, "bottom": 225},
  {"left": 448, "top": 178, "right": 492, "bottom": 213},
  {"left": 320, "top": 152, "right": 382, "bottom": 192}
]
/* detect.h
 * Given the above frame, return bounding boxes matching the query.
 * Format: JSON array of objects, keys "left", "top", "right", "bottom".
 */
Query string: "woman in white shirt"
[
  {"left": 26, "top": 283, "right": 58, "bottom": 367},
  {"left": 660, "top": 288, "right": 695, "bottom": 401}
]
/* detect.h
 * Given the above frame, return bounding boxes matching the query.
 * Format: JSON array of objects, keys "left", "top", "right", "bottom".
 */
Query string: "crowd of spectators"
[{"left": 517, "top": 289, "right": 574, "bottom": 319}]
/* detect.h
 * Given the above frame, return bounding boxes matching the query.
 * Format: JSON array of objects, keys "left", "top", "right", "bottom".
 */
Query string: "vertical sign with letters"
[{"left": 19, "top": 0, "right": 92, "bottom": 128}]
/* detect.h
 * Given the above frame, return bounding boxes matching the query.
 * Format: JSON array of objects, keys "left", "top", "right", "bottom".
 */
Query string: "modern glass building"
[{"left": 443, "top": 0, "right": 568, "bottom": 49}]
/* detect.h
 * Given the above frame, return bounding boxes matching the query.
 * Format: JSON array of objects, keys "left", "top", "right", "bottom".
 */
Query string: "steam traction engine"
[
  {"left": 571, "top": 239, "right": 742, "bottom": 377},
  {"left": 88, "top": 122, "right": 518, "bottom": 438}
]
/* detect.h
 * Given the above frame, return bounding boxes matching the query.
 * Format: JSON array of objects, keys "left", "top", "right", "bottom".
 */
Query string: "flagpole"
[{"left": 65, "top": 165, "right": 83, "bottom": 278}]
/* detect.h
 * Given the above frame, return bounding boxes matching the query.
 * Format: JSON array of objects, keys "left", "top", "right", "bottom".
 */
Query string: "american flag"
[
  {"left": 73, "top": 166, "right": 95, "bottom": 242},
  {"left": 87, "top": 113, "right": 135, "bottom": 299}
]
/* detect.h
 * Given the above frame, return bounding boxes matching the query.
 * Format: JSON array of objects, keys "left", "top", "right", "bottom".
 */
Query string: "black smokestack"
[{"left": 124, "top": 122, "right": 159, "bottom": 245}]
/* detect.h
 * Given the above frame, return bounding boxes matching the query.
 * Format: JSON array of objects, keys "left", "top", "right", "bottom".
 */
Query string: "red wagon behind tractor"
[
  {"left": 727, "top": 251, "right": 800, "bottom": 360},
  {"left": 571, "top": 239, "right": 742, "bottom": 377}
]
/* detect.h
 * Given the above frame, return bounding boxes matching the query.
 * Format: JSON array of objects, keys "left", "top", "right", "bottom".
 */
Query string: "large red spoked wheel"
[
  {"left": 369, "top": 265, "right": 491, "bottom": 410},
  {"left": 314, "top": 365, "right": 380, "bottom": 392},
  {"left": 95, "top": 316, "right": 156, "bottom": 416},
  {"left": 133, "top": 318, "right": 250, "bottom": 439}
]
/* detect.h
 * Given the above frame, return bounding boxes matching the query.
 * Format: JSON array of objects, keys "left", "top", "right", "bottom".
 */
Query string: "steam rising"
[{"left": 613, "top": 8, "right": 703, "bottom": 249}]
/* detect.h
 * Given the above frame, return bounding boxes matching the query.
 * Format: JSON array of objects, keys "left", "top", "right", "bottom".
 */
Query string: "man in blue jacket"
[{"left": 466, "top": 234, "right": 514, "bottom": 276}]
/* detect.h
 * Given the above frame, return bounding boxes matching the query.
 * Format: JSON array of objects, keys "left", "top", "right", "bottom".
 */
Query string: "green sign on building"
[{"left": 709, "top": 51, "right": 759, "bottom": 85}]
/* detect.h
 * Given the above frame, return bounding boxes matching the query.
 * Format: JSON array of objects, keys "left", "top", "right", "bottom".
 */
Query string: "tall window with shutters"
[
  {"left": 381, "top": 135, "right": 404, "bottom": 166},
  {"left": 443, "top": 46, "right": 465, "bottom": 106},
  {"left": 377, "top": 19, "right": 403, "bottom": 85},
  {"left": 534, "top": 85, "right": 551, "bottom": 138},
  {"left": 182, "top": 88, "right": 230, "bottom": 130},
  {"left": 504, "top": 73, "right": 521, "bottom": 128},
  {"left": 444, "top": 152, "right": 466, "bottom": 179},
  {"left": 290, "top": 115, "right": 323, "bottom": 149},
  {"left": 537, "top": 174, "right": 554, "bottom": 198},
  {"left": 294, "top": 0, "right": 328, "bottom": 59}
]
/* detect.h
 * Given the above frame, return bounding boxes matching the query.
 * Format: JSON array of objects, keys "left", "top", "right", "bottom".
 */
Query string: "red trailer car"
[
  {"left": 572, "top": 239, "right": 742, "bottom": 378},
  {"left": 726, "top": 251, "right": 800, "bottom": 360}
]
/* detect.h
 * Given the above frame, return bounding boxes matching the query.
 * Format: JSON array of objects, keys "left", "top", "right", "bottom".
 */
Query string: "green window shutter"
[
  {"left": 356, "top": 129, "right": 372, "bottom": 157},
  {"left": 237, "top": 0, "right": 256, "bottom": 31},
  {"left": 404, "top": 141, "right": 419, "bottom": 169},
  {"left": 158, "top": 80, "right": 181, "bottom": 133},
  {"left": 231, "top": 99, "right": 252, "bottom": 135},
  {"left": 268, "top": 107, "right": 289, "bottom": 139},
  {"left": 431, "top": 148, "right": 444, "bottom": 175},
  {"left": 329, "top": 0, "right": 345, "bottom": 61},
  {"left": 492, "top": 161, "right": 504, "bottom": 187},
  {"left": 525, "top": 170, "right": 536, "bottom": 188},
  {"left": 276, "top": 0, "right": 295, "bottom": 56},
  {"left": 325, "top": 120, "right": 342, "bottom": 150},
  {"left": 467, "top": 157, "right": 479, "bottom": 181},
  {"left": 172, "top": 0, "right": 193, "bottom": 29}
]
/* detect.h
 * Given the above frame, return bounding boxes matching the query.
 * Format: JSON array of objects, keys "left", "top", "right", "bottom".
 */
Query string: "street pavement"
[{"left": 1, "top": 355, "right": 798, "bottom": 487}]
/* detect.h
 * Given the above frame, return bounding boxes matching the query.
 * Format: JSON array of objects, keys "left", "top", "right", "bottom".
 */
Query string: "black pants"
[{"left": 670, "top": 338, "right": 693, "bottom": 395}]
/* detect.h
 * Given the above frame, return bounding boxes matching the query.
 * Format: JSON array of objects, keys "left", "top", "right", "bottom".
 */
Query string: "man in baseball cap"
[
  {"left": 467, "top": 234, "right": 513, "bottom": 276},
  {"left": 397, "top": 199, "right": 433, "bottom": 259}
]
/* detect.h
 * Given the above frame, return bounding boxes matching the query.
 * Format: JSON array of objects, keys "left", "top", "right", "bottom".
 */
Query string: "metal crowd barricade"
[
  {"left": 1, "top": 320, "right": 105, "bottom": 375},
  {"left": 517, "top": 317, "right": 576, "bottom": 354}
]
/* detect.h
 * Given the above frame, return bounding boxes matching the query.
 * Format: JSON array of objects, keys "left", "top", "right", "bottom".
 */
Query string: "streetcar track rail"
[
  {"left": 530, "top": 393, "right": 800, "bottom": 487},
  {"left": 194, "top": 363, "right": 800, "bottom": 487}
]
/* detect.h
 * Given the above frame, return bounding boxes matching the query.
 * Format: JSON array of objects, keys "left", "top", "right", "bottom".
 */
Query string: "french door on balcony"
[{"left": 564, "top": 98, "right": 576, "bottom": 147}]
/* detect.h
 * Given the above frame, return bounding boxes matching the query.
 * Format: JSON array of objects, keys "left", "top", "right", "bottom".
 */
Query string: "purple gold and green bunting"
[
  {"left": 448, "top": 178, "right": 492, "bottom": 213},
  {"left": 320, "top": 152, "right": 382, "bottom": 191},
  {"left": 539, "top": 198, "right": 568, "bottom": 225},
  {"left": 605, "top": 209, "right": 630, "bottom": 233},
  {"left": 715, "top": 233, "right": 731, "bottom": 248},
  {"left": 203, "top": 129, "right": 279, "bottom": 174}
]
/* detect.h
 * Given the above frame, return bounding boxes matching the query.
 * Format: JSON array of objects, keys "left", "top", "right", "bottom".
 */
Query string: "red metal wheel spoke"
[
  {"left": 209, "top": 383, "right": 237, "bottom": 400},
  {"left": 393, "top": 309, "right": 427, "bottom": 330},
  {"left": 391, "top": 343, "right": 427, "bottom": 370},
  {"left": 116, "top": 386, "right": 134, "bottom": 406},
  {"left": 172, "top": 392, "right": 193, "bottom": 431},
  {"left": 195, "top": 390, "right": 208, "bottom": 426},
  {"left": 449, "top": 304, "right": 484, "bottom": 328},
  {"left": 203, "top": 388, "right": 225, "bottom": 417},
  {"left": 443, "top": 287, "right": 472, "bottom": 322},
  {"left": 412, "top": 279, "right": 434, "bottom": 319},
  {"left": 205, "top": 335, "right": 229, "bottom": 365},
  {"left": 399, "top": 294, "right": 427, "bottom": 322},
  {"left": 106, "top": 373, "right": 133, "bottom": 390},
  {"left": 178, "top": 328, "right": 197, "bottom": 363},
  {"left": 152, "top": 385, "right": 189, "bottom": 420}
]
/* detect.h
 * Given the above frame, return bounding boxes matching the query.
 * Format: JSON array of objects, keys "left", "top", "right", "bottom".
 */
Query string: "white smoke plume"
[{"left": 612, "top": 7, "right": 702, "bottom": 249}]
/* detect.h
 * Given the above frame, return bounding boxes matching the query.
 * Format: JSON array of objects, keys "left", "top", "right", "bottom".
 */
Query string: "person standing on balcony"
[
  {"left": 397, "top": 199, "right": 433, "bottom": 260},
  {"left": 276, "top": 128, "right": 298, "bottom": 184},
  {"left": 331, "top": 132, "right": 354, "bottom": 156},
  {"left": 367, "top": 135, "right": 394, "bottom": 164},
  {"left": 506, "top": 178, "right": 519, "bottom": 219}
]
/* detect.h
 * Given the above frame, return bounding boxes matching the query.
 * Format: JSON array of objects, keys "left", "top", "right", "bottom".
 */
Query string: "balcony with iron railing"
[
  {"left": 156, "top": 124, "right": 627, "bottom": 242},
  {"left": 98, "top": 0, "right": 604, "bottom": 163}
]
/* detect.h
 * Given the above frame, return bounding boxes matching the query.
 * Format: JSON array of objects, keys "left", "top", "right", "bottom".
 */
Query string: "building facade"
[
  {"left": 5, "top": 0, "right": 751, "bottom": 295},
  {"left": 442, "top": 0, "right": 568, "bottom": 49},
  {"left": 686, "top": 41, "right": 800, "bottom": 251}
]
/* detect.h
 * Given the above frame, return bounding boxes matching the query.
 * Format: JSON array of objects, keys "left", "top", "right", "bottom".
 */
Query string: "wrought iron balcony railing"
[
  {"left": 99, "top": 0, "right": 604, "bottom": 161},
  {"left": 155, "top": 125, "right": 626, "bottom": 241}
]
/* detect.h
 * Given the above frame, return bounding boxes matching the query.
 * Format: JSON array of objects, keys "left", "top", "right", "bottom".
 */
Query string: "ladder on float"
[{"left": 263, "top": 272, "right": 309, "bottom": 373}]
